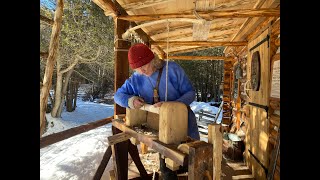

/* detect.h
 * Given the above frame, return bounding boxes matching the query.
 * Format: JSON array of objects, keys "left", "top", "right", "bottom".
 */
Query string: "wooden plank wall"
[
  {"left": 245, "top": 28, "right": 270, "bottom": 180},
  {"left": 267, "top": 43, "right": 280, "bottom": 180},
  {"left": 218, "top": 17, "right": 279, "bottom": 180}
]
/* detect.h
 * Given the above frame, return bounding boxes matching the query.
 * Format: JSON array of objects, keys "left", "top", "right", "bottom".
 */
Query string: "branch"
[
  {"left": 40, "top": 14, "right": 54, "bottom": 25},
  {"left": 59, "top": 57, "right": 79, "bottom": 74},
  {"left": 73, "top": 69, "right": 95, "bottom": 83},
  {"left": 76, "top": 46, "right": 102, "bottom": 63},
  {"left": 40, "top": 51, "right": 49, "bottom": 59}
]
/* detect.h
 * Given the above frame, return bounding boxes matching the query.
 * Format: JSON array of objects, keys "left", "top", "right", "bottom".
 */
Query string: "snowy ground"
[{"left": 40, "top": 97, "right": 222, "bottom": 180}]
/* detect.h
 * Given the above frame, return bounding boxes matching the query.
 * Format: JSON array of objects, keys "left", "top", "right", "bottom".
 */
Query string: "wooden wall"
[
  {"left": 267, "top": 36, "right": 280, "bottom": 180},
  {"left": 228, "top": 21, "right": 280, "bottom": 179},
  {"left": 245, "top": 28, "right": 270, "bottom": 180}
]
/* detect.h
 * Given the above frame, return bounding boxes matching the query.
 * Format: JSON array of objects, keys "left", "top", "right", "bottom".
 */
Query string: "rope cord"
[{"left": 165, "top": 20, "right": 170, "bottom": 102}]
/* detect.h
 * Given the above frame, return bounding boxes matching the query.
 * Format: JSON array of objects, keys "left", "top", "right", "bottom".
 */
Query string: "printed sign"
[{"left": 270, "top": 60, "right": 280, "bottom": 98}]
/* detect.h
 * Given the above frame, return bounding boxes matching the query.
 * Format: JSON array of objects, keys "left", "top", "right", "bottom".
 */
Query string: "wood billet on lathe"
[
  {"left": 142, "top": 104, "right": 160, "bottom": 130},
  {"left": 159, "top": 102, "right": 188, "bottom": 144},
  {"left": 125, "top": 104, "right": 160, "bottom": 127},
  {"left": 125, "top": 108, "right": 147, "bottom": 126},
  {"left": 126, "top": 102, "right": 188, "bottom": 144},
  {"left": 140, "top": 104, "right": 160, "bottom": 114}
]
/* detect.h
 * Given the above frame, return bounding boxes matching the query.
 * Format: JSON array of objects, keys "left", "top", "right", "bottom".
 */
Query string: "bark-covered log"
[{"left": 40, "top": 0, "right": 64, "bottom": 137}]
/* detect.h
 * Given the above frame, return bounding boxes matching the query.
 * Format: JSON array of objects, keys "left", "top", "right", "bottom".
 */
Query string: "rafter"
[
  {"left": 120, "top": 0, "right": 174, "bottom": 12},
  {"left": 148, "top": 18, "right": 235, "bottom": 36},
  {"left": 152, "top": 41, "right": 247, "bottom": 47},
  {"left": 246, "top": 16, "right": 278, "bottom": 41},
  {"left": 154, "top": 27, "right": 238, "bottom": 41},
  {"left": 156, "top": 35, "right": 235, "bottom": 55},
  {"left": 168, "top": 56, "right": 233, "bottom": 61},
  {"left": 224, "top": 0, "right": 279, "bottom": 54},
  {"left": 92, "top": 0, "right": 120, "bottom": 16},
  {"left": 118, "top": 8, "right": 280, "bottom": 21},
  {"left": 92, "top": 0, "right": 167, "bottom": 60},
  {"left": 151, "top": 21, "right": 243, "bottom": 40}
]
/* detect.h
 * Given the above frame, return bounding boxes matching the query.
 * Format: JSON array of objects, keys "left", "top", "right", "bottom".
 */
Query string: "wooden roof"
[{"left": 92, "top": 0, "right": 280, "bottom": 58}]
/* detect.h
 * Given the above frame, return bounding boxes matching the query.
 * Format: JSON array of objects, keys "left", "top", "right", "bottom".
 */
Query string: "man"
[{"left": 114, "top": 43, "right": 200, "bottom": 179}]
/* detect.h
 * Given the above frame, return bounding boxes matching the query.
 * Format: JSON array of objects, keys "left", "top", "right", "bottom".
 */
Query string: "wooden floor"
[{"left": 220, "top": 158, "right": 255, "bottom": 180}]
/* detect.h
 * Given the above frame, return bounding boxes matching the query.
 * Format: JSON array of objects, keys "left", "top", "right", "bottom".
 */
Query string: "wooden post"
[
  {"left": 111, "top": 126, "right": 128, "bottom": 180},
  {"left": 208, "top": 124, "right": 222, "bottom": 180},
  {"left": 128, "top": 142, "right": 149, "bottom": 178},
  {"left": 187, "top": 141, "right": 213, "bottom": 180},
  {"left": 114, "top": 17, "right": 130, "bottom": 115},
  {"left": 93, "top": 146, "right": 112, "bottom": 180},
  {"left": 109, "top": 170, "right": 116, "bottom": 180},
  {"left": 40, "top": 0, "right": 64, "bottom": 137}
]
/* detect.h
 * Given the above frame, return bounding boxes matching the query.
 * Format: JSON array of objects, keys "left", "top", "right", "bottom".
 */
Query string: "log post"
[
  {"left": 208, "top": 124, "right": 223, "bottom": 180},
  {"left": 114, "top": 17, "right": 130, "bottom": 116},
  {"left": 187, "top": 141, "right": 213, "bottom": 180},
  {"left": 40, "top": 0, "right": 64, "bottom": 137},
  {"left": 111, "top": 126, "right": 128, "bottom": 180}
]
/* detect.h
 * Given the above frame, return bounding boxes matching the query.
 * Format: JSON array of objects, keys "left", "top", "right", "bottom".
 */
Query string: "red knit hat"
[{"left": 128, "top": 43, "right": 154, "bottom": 69}]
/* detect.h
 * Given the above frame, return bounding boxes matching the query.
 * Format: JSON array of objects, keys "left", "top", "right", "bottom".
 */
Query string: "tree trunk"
[
  {"left": 212, "top": 61, "right": 217, "bottom": 102},
  {"left": 51, "top": 64, "right": 63, "bottom": 118},
  {"left": 40, "top": 0, "right": 64, "bottom": 137},
  {"left": 73, "top": 81, "right": 79, "bottom": 111},
  {"left": 66, "top": 80, "right": 73, "bottom": 112},
  {"left": 57, "top": 68, "right": 74, "bottom": 116},
  {"left": 195, "top": 82, "right": 200, "bottom": 101}
]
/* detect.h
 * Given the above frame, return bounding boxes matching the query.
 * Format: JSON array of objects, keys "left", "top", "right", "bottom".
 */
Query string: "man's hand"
[
  {"left": 133, "top": 97, "right": 145, "bottom": 109},
  {"left": 128, "top": 96, "right": 145, "bottom": 109},
  {"left": 153, "top": 102, "right": 163, "bottom": 108}
]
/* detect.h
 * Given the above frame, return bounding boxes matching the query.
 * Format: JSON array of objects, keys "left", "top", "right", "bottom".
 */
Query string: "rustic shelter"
[{"left": 40, "top": 0, "right": 280, "bottom": 179}]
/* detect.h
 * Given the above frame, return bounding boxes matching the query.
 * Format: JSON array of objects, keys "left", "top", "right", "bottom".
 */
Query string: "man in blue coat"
[{"left": 114, "top": 43, "right": 200, "bottom": 179}]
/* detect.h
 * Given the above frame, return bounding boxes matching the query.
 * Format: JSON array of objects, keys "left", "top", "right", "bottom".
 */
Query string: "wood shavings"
[
  {"left": 144, "top": 132, "right": 153, "bottom": 135},
  {"left": 132, "top": 125, "right": 157, "bottom": 137},
  {"left": 139, "top": 152, "right": 159, "bottom": 174}
]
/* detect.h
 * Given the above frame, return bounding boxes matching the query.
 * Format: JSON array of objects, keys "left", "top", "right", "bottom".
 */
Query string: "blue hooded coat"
[{"left": 114, "top": 61, "right": 200, "bottom": 140}]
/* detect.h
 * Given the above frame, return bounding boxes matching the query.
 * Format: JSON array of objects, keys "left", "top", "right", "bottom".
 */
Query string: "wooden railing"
[{"left": 40, "top": 116, "right": 114, "bottom": 149}]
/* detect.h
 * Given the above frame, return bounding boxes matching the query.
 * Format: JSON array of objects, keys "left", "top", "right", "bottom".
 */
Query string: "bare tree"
[{"left": 40, "top": 0, "right": 64, "bottom": 137}]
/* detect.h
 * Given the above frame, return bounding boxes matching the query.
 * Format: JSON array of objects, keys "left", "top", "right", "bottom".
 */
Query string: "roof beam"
[
  {"left": 118, "top": 8, "right": 280, "bottom": 21},
  {"left": 158, "top": 34, "right": 234, "bottom": 52},
  {"left": 224, "top": 0, "right": 279, "bottom": 54},
  {"left": 120, "top": 0, "right": 174, "bottom": 12},
  {"left": 246, "top": 16, "right": 278, "bottom": 41},
  {"left": 152, "top": 41, "right": 247, "bottom": 47},
  {"left": 92, "top": 0, "right": 167, "bottom": 60},
  {"left": 168, "top": 56, "right": 233, "bottom": 61},
  {"left": 151, "top": 21, "right": 242, "bottom": 40},
  {"left": 148, "top": 18, "right": 234, "bottom": 36},
  {"left": 92, "top": 0, "right": 120, "bottom": 16},
  {"left": 154, "top": 27, "right": 238, "bottom": 41},
  {"left": 169, "top": 46, "right": 221, "bottom": 55}
]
